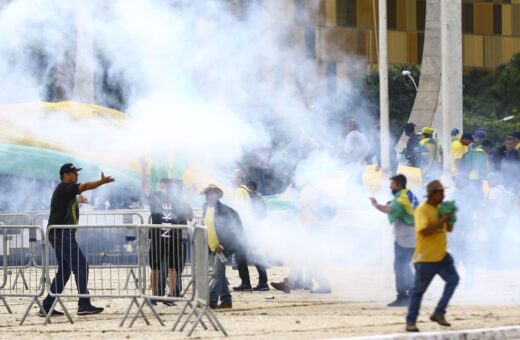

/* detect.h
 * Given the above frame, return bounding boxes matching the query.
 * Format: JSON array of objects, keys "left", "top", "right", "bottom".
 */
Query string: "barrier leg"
[
  {"left": 129, "top": 299, "right": 164, "bottom": 328},
  {"left": 205, "top": 305, "right": 228, "bottom": 336},
  {"left": 43, "top": 298, "right": 58, "bottom": 325},
  {"left": 119, "top": 297, "right": 150, "bottom": 327},
  {"left": 12, "top": 268, "right": 30, "bottom": 290},
  {"left": 19, "top": 296, "right": 41, "bottom": 325},
  {"left": 0, "top": 296, "right": 12, "bottom": 314},
  {"left": 123, "top": 268, "right": 139, "bottom": 290},
  {"left": 179, "top": 301, "right": 198, "bottom": 332},
  {"left": 172, "top": 300, "right": 192, "bottom": 331},
  {"left": 181, "top": 279, "right": 193, "bottom": 297},
  {"left": 57, "top": 297, "right": 73, "bottom": 324}
]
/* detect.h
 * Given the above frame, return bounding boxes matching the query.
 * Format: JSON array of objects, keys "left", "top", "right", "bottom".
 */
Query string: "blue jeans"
[
  {"left": 394, "top": 243, "right": 414, "bottom": 298},
  {"left": 43, "top": 230, "right": 91, "bottom": 309},
  {"left": 406, "top": 253, "right": 459, "bottom": 324},
  {"left": 209, "top": 253, "right": 231, "bottom": 305}
]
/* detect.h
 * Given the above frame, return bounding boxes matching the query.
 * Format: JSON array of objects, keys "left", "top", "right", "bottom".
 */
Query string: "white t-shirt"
[
  {"left": 344, "top": 130, "right": 370, "bottom": 165},
  {"left": 393, "top": 221, "right": 416, "bottom": 248}
]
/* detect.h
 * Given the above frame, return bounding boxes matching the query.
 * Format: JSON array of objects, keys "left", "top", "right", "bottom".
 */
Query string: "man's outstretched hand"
[{"left": 101, "top": 172, "right": 115, "bottom": 184}]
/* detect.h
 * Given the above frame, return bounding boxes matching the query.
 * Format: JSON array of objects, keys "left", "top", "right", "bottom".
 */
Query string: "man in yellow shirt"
[
  {"left": 231, "top": 170, "right": 269, "bottom": 292},
  {"left": 406, "top": 180, "right": 459, "bottom": 332},
  {"left": 451, "top": 132, "right": 472, "bottom": 172},
  {"left": 202, "top": 185, "right": 244, "bottom": 309},
  {"left": 417, "top": 127, "right": 442, "bottom": 180}
]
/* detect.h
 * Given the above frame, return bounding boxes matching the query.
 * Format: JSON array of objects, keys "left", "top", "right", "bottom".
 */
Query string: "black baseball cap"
[
  {"left": 59, "top": 163, "right": 82, "bottom": 175},
  {"left": 461, "top": 132, "right": 474, "bottom": 141}
]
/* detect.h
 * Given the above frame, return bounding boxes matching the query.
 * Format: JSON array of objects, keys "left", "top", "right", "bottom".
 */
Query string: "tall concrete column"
[
  {"left": 73, "top": 3, "right": 94, "bottom": 103},
  {"left": 397, "top": 0, "right": 463, "bottom": 169},
  {"left": 440, "top": 0, "right": 462, "bottom": 175},
  {"left": 378, "top": 0, "right": 390, "bottom": 175}
]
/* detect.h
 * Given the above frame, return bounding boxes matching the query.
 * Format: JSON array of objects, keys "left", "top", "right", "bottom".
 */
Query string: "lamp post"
[{"left": 402, "top": 70, "right": 418, "bottom": 91}]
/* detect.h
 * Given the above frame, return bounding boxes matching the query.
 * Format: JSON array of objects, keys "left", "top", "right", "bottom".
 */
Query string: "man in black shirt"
[
  {"left": 140, "top": 159, "right": 193, "bottom": 304},
  {"left": 41, "top": 163, "right": 114, "bottom": 317},
  {"left": 402, "top": 123, "right": 420, "bottom": 167},
  {"left": 501, "top": 135, "right": 520, "bottom": 192}
]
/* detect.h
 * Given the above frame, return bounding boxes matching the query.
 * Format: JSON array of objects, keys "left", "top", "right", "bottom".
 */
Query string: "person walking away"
[
  {"left": 451, "top": 132, "right": 471, "bottom": 173},
  {"left": 370, "top": 174, "right": 419, "bottom": 307},
  {"left": 450, "top": 128, "right": 460, "bottom": 143},
  {"left": 460, "top": 134, "right": 489, "bottom": 199},
  {"left": 41, "top": 163, "right": 115, "bottom": 317},
  {"left": 406, "top": 180, "right": 459, "bottom": 332},
  {"left": 231, "top": 170, "right": 269, "bottom": 291},
  {"left": 402, "top": 123, "right": 420, "bottom": 167},
  {"left": 501, "top": 135, "right": 520, "bottom": 194},
  {"left": 417, "top": 127, "right": 442, "bottom": 181},
  {"left": 140, "top": 158, "right": 193, "bottom": 305},
  {"left": 202, "top": 185, "right": 244, "bottom": 309},
  {"left": 344, "top": 119, "right": 370, "bottom": 186}
]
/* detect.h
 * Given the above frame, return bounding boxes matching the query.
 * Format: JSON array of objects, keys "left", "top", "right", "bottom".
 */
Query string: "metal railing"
[
  {"left": 0, "top": 225, "right": 45, "bottom": 324},
  {"left": 0, "top": 210, "right": 226, "bottom": 336}
]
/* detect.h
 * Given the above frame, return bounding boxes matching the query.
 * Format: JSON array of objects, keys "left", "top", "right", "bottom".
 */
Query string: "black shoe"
[
  {"left": 163, "top": 298, "right": 176, "bottom": 306},
  {"left": 406, "top": 323, "right": 420, "bottom": 332},
  {"left": 271, "top": 281, "right": 291, "bottom": 294},
  {"left": 233, "top": 283, "right": 253, "bottom": 291},
  {"left": 37, "top": 308, "right": 64, "bottom": 317},
  {"left": 253, "top": 283, "right": 270, "bottom": 291},
  {"left": 387, "top": 297, "right": 409, "bottom": 307},
  {"left": 430, "top": 314, "right": 451, "bottom": 327},
  {"left": 77, "top": 304, "right": 104, "bottom": 315}
]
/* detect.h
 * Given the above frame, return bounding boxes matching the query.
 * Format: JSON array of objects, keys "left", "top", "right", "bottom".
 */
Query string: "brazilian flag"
[{"left": 388, "top": 188, "right": 419, "bottom": 226}]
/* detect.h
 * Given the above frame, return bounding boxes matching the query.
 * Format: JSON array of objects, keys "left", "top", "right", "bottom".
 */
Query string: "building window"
[
  {"left": 387, "top": 0, "right": 397, "bottom": 30},
  {"left": 462, "top": 3, "right": 474, "bottom": 34},
  {"left": 493, "top": 5, "right": 502, "bottom": 35},
  {"left": 416, "top": 0, "right": 426, "bottom": 32},
  {"left": 337, "top": 0, "right": 356, "bottom": 27}
]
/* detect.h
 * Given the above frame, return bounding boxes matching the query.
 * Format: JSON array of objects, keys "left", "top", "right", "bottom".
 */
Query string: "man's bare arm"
[
  {"left": 369, "top": 197, "right": 391, "bottom": 214},
  {"left": 78, "top": 172, "right": 115, "bottom": 193}
]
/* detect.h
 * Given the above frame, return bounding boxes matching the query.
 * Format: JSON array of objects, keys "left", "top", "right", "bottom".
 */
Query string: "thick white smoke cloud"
[{"left": 2, "top": 0, "right": 517, "bottom": 305}]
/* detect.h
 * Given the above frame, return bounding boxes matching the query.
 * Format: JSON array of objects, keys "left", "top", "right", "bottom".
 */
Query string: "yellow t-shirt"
[
  {"left": 204, "top": 207, "right": 220, "bottom": 252},
  {"left": 413, "top": 202, "right": 447, "bottom": 263},
  {"left": 451, "top": 140, "right": 468, "bottom": 172},
  {"left": 234, "top": 186, "right": 251, "bottom": 202}
]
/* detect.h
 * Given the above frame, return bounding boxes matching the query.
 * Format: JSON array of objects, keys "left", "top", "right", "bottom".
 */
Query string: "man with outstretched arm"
[
  {"left": 40, "top": 163, "right": 115, "bottom": 317},
  {"left": 370, "top": 174, "right": 418, "bottom": 307}
]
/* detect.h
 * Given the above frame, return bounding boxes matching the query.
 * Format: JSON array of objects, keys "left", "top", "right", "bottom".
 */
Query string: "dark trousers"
[
  {"left": 406, "top": 253, "right": 459, "bottom": 324},
  {"left": 43, "top": 230, "right": 90, "bottom": 309},
  {"left": 394, "top": 243, "right": 414, "bottom": 298},
  {"left": 235, "top": 248, "right": 268, "bottom": 286}
]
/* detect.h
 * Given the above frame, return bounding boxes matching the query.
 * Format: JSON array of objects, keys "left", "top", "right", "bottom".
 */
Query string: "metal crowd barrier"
[
  {"left": 0, "top": 225, "right": 45, "bottom": 324},
  {"left": 42, "top": 223, "right": 225, "bottom": 336}
]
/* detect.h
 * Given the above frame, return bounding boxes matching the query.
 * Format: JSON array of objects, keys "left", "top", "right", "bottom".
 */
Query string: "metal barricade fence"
[
  {"left": 0, "top": 225, "right": 45, "bottom": 324},
  {"left": 43, "top": 224, "right": 147, "bottom": 326},
  {"left": 126, "top": 224, "right": 194, "bottom": 328},
  {"left": 43, "top": 223, "right": 225, "bottom": 336}
]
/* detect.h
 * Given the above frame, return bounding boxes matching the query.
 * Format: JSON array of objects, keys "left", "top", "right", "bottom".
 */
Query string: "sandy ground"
[{"left": 1, "top": 265, "right": 520, "bottom": 339}]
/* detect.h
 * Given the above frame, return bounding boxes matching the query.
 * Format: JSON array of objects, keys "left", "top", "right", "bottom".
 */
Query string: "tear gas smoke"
[{"left": 0, "top": 0, "right": 518, "bottom": 304}]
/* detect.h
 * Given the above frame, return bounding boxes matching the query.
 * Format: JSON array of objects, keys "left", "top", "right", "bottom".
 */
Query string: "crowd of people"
[{"left": 38, "top": 118, "right": 520, "bottom": 332}]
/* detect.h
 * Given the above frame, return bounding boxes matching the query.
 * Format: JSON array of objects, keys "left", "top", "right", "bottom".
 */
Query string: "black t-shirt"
[
  {"left": 147, "top": 191, "right": 193, "bottom": 238},
  {"left": 48, "top": 182, "right": 81, "bottom": 227}
]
